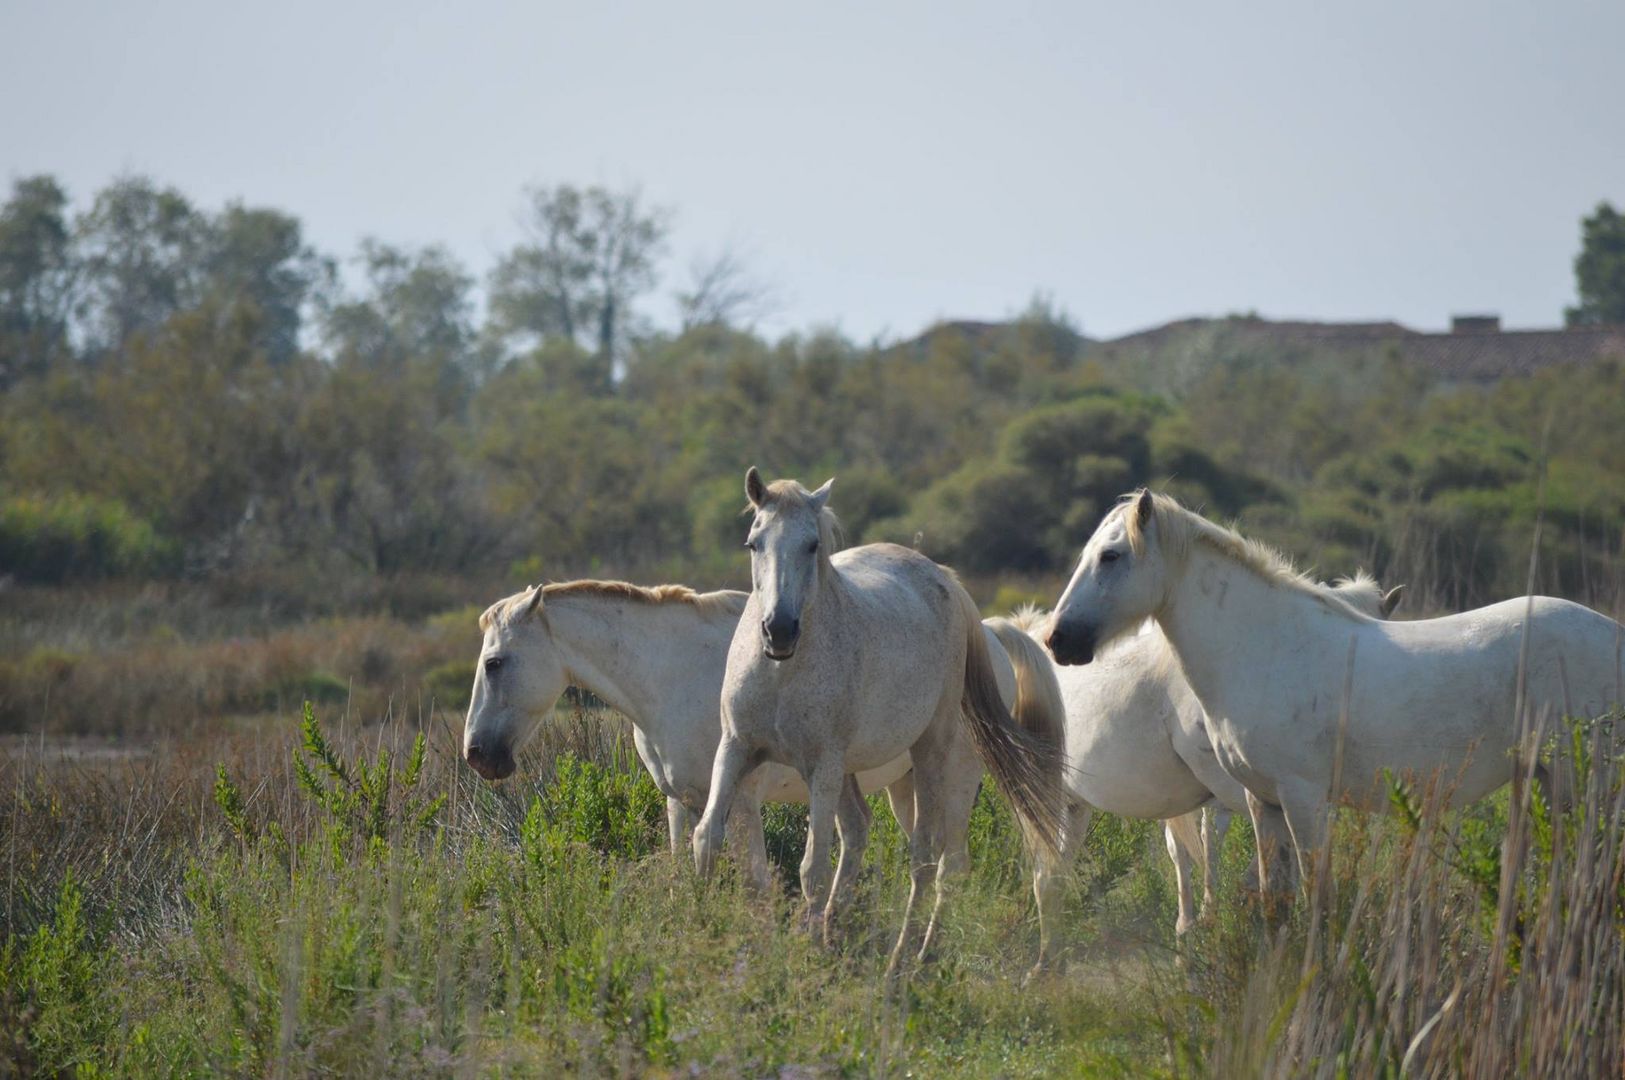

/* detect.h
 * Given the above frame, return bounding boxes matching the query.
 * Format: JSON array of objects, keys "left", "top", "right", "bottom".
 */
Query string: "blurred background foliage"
[{"left": 2, "top": 173, "right": 1623, "bottom": 625}]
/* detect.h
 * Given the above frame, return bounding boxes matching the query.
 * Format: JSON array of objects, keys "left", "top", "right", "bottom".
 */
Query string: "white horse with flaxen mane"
[
  {"left": 694, "top": 468, "right": 1068, "bottom": 975},
  {"left": 994, "top": 571, "right": 1401, "bottom": 970},
  {"left": 461, "top": 577, "right": 1063, "bottom": 892},
  {"left": 1047, "top": 489, "right": 1625, "bottom": 889}
]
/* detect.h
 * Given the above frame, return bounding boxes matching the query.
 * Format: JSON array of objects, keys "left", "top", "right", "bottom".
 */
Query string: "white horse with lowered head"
[
  {"left": 997, "top": 572, "right": 1401, "bottom": 968},
  {"left": 694, "top": 468, "right": 1068, "bottom": 974},
  {"left": 462, "top": 580, "right": 1063, "bottom": 891},
  {"left": 464, "top": 581, "right": 922, "bottom": 888},
  {"left": 1048, "top": 489, "right": 1625, "bottom": 889}
]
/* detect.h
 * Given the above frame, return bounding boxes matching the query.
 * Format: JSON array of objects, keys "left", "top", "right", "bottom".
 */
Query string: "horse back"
[{"left": 829, "top": 543, "right": 964, "bottom": 632}]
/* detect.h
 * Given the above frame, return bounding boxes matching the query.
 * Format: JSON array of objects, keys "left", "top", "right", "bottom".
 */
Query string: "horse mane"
[
  {"left": 1327, "top": 571, "right": 1383, "bottom": 616},
  {"left": 1121, "top": 491, "right": 1377, "bottom": 620},
  {"left": 480, "top": 580, "right": 748, "bottom": 630}
]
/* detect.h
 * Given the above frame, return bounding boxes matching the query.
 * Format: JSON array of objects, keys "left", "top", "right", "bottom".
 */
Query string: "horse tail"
[
  {"left": 954, "top": 584, "right": 1068, "bottom": 859},
  {"left": 984, "top": 615, "right": 1067, "bottom": 754}
]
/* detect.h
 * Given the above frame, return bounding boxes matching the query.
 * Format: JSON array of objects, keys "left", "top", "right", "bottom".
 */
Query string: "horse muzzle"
[
  {"left": 761, "top": 614, "right": 800, "bottom": 661},
  {"left": 1046, "top": 622, "right": 1096, "bottom": 666},
  {"left": 465, "top": 740, "right": 517, "bottom": 781}
]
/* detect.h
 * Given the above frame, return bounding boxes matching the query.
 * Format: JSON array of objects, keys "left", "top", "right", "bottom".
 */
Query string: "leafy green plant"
[
  {"left": 291, "top": 701, "right": 446, "bottom": 845},
  {"left": 0, "top": 874, "right": 111, "bottom": 1073},
  {"left": 534, "top": 749, "right": 664, "bottom": 860}
]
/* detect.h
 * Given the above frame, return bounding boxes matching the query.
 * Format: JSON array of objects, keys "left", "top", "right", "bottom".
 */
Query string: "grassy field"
[{"left": 2, "top": 589, "right": 1623, "bottom": 1077}]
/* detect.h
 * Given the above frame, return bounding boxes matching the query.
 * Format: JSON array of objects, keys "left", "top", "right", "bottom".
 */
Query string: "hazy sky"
[{"left": 3, "top": 0, "right": 1622, "bottom": 341}]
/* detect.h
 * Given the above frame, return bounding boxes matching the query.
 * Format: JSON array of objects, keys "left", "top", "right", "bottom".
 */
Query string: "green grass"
[{"left": 2, "top": 705, "right": 1622, "bottom": 1077}]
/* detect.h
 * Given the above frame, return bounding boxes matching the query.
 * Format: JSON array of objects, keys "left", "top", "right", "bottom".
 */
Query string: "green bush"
[
  {"left": 422, "top": 659, "right": 475, "bottom": 711},
  {"left": 0, "top": 491, "right": 178, "bottom": 583},
  {"left": 535, "top": 750, "right": 665, "bottom": 860},
  {"left": 0, "top": 874, "right": 111, "bottom": 1074}
]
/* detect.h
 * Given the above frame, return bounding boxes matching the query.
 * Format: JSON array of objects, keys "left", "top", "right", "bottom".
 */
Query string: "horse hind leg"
[
  {"left": 824, "top": 774, "right": 872, "bottom": 943},
  {"left": 727, "top": 772, "right": 773, "bottom": 893},
  {"left": 884, "top": 770, "right": 917, "bottom": 842},
  {"left": 913, "top": 723, "right": 982, "bottom": 967},
  {"left": 1165, "top": 813, "right": 1202, "bottom": 936},
  {"left": 1028, "top": 800, "right": 1091, "bottom": 982},
  {"left": 887, "top": 736, "right": 957, "bottom": 979},
  {"left": 1202, "top": 803, "right": 1232, "bottom": 914},
  {"left": 887, "top": 803, "right": 939, "bottom": 980},
  {"left": 798, "top": 757, "right": 844, "bottom": 939}
]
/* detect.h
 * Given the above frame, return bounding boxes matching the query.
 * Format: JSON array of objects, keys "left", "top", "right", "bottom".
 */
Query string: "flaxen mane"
[
  {"left": 480, "top": 580, "right": 748, "bottom": 630},
  {"left": 1120, "top": 490, "right": 1377, "bottom": 620}
]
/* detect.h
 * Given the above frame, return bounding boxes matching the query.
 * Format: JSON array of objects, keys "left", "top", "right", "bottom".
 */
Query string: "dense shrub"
[{"left": 0, "top": 491, "right": 178, "bottom": 583}]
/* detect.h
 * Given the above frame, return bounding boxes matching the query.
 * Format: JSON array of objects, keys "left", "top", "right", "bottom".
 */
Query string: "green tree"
[
  {"left": 0, "top": 175, "right": 77, "bottom": 385},
  {"left": 1566, "top": 201, "right": 1625, "bottom": 326},
  {"left": 201, "top": 203, "right": 332, "bottom": 364},
  {"left": 74, "top": 175, "right": 208, "bottom": 357},
  {"left": 322, "top": 241, "right": 476, "bottom": 375},
  {"left": 488, "top": 184, "right": 669, "bottom": 383}
]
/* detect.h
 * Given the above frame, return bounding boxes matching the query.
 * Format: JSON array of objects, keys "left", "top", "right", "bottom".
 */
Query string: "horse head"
[
  {"left": 1049, "top": 489, "right": 1170, "bottom": 665},
  {"left": 743, "top": 466, "right": 835, "bottom": 661},
  {"left": 463, "top": 585, "right": 567, "bottom": 780}
]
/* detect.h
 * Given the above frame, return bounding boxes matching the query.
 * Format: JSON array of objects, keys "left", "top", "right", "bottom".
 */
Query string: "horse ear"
[
  {"left": 522, "top": 585, "right": 545, "bottom": 618},
  {"left": 808, "top": 477, "right": 835, "bottom": 512},
  {"left": 1135, "top": 489, "right": 1154, "bottom": 526},
  {"left": 745, "top": 466, "right": 766, "bottom": 507},
  {"left": 1380, "top": 585, "right": 1406, "bottom": 617}
]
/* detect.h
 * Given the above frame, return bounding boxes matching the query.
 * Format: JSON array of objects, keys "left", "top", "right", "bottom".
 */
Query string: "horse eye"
[
  {"left": 484, "top": 656, "right": 504, "bottom": 674},
  {"left": 1100, "top": 550, "right": 1122, "bottom": 564}
]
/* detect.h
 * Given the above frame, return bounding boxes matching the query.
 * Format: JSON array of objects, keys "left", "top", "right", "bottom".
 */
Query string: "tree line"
[{"left": 1, "top": 174, "right": 1622, "bottom": 617}]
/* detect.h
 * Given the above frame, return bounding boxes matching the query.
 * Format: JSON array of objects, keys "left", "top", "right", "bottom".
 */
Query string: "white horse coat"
[
  {"left": 1049, "top": 490, "right": 1625, "bottom": 887},
  {"left": 695, "top": 469, "right": 1066, "bottom": 975},
  {"left": 997, "top": 576, "right": 1396, "bottom": 963},
  {"left": 460, "top": 579, "right": 1045, "bottom": 890}
]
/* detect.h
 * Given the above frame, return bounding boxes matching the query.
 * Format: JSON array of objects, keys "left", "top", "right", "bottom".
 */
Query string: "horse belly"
[{"left": 1060, "top": 659, "right": 1212, "bottom": 819}]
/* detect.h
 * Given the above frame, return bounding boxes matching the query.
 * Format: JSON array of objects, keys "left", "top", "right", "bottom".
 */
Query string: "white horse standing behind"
[
  {"left": 1048, "top": 489, "right": 1625, "bottom": 889},
  {"left": 461, "top": 580, "right": 1061, "bottom": 890},
  {"left": 995, "top": 573, "right": 1401, "bottom": 968},
  {"left": 694, "top": 469, "right": 1067, "bottom": 974}
]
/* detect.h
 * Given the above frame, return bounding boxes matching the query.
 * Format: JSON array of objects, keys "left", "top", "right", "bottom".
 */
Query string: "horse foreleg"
[
  {"left": 824, "top": 774, "right": 871, "bottom": 941},
  {"left": 694, "top": 735, "right": 752, "bottom": 878},
  {"left": 799, "top": 758, "right": 843, "bottom": 939},
  {"left": 1277, "top": 785, "right": 1329, "bottom": 898},
  {"left": 666, "top": 797, "right": 691, "bottom": 859}
]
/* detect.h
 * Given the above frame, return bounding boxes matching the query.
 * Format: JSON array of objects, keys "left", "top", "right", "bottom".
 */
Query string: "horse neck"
[
  {"left": 543, "top": 597, "right": 729, "bottom": 731},
  {"left": 809, "top": 555, "right": 852, "bottom": 626},
  {"left": 1153, "top": 544, "right": 1333, "bottom": 718}
]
